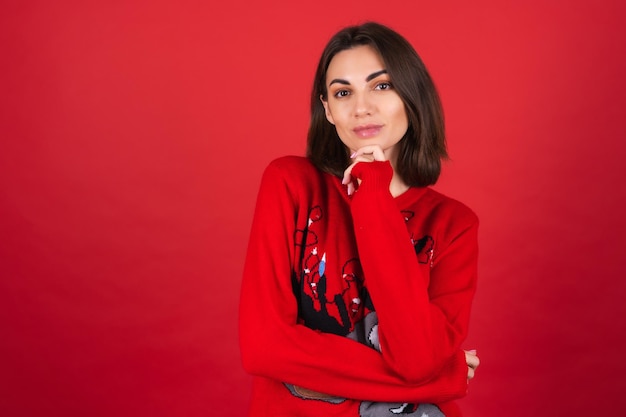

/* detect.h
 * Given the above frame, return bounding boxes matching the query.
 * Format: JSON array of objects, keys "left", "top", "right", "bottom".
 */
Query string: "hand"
[
  {"left": 342, "top": 145, "right": 386, "bottom": 195},
  {"left": 465, "top": 349, "right": 480, "bottom": 381}
]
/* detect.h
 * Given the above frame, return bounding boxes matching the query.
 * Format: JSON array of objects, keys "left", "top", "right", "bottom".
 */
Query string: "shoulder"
[
  {"left": 265, "top": 155, "right": 318, "bottom": 175},
  {"left": 421, "top": 188, "right": 479, "bottom": 228},
  {"left": 260, "top": 155, "right": 326, "bottom": 193}
]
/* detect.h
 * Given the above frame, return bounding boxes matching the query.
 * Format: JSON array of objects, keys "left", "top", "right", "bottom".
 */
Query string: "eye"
[
  {"left": 333, "top": 89, "right": 350, "bottom": 98},
  {"left": 375, "top": 82, "right": 393, "bottom": 90}
]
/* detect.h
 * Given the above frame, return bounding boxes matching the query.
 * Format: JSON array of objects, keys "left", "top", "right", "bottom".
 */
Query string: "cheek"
[
  {"left": 382, "top": 95, "right": 406, "bottom": 121},
  {"left": 329, "top": 108, "right": 350, "bottom": 130},
  {"left": 392, "top": 103, "right": 409, "bottom": 126}
]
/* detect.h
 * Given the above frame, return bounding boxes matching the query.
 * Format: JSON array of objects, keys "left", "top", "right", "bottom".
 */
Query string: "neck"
[
  {"left": 389, "top": 173, "right": 409, "bottom": 197},
  {"left": 381, "top": 145, "right": 410, "bottom": 197}
]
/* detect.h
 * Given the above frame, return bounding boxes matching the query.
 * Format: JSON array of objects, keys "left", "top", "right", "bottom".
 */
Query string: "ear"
[{"left": 320, "top": 95, "right": 335, "bottom": 125}]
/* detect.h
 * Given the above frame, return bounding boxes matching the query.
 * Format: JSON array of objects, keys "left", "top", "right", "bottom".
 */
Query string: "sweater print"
[
  {"left": 287, "top": 205, "right": 444, "bottom": 417},
  {"left": 240, "top": 156, "right": 479, "bottom": 417}
]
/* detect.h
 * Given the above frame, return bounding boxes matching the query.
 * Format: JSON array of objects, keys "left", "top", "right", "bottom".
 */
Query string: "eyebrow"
[{"left": 328, "top": 69, "right": 388, "bottom": 86}]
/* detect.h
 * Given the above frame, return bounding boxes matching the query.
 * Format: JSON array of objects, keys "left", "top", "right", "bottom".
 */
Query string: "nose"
[{"left": 353, "top": 92, "right": 373, "bottom": 117}]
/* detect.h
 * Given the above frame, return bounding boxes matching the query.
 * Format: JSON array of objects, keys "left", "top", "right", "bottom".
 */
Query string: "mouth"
[{"left": 353, "top": 124, "right": 383, "bottom": 138}]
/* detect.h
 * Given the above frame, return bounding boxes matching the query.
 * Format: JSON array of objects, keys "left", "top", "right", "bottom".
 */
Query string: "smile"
[{"left": 353, "top": 124, "right": 383, "bottom": 138}]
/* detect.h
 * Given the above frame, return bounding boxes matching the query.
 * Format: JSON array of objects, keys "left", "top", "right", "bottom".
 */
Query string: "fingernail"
[
  {"left": 468, "top": 349, "right": 477, "bottom": 354},
  {"left": 350, "top": 151, "right": 357, "bottom": 158}
]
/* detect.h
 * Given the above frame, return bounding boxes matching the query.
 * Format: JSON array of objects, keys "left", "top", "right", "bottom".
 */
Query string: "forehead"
[{"left": 326, "top": 45, "right": 385, "bottom": 81}]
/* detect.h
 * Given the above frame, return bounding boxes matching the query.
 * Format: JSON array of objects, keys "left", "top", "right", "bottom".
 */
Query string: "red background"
[{"left": 1, "top": 1, "right": 625, "bottom": 416}]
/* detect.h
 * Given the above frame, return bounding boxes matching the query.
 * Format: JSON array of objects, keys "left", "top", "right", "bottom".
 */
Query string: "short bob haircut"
[{"left": 306, "top": 22, "right": 448, "bottom": 187}]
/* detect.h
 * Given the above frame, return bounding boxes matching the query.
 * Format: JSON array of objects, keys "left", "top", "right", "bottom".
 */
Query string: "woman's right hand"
[
  {"left": 342, "top": 145, "right": 387, "bottom": 195},
  {"left": 465, "top": 350, "right": 480, "bottom": 380}
]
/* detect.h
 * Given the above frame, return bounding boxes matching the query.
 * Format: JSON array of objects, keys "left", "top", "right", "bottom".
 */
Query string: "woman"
[{"left": 239, "top": 22, "right": 480, "bottom": 417}]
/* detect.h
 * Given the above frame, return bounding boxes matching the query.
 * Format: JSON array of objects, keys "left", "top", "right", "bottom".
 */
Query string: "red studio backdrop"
[{"left": 1, "top": 1, "right": 625, "bottom": 416}]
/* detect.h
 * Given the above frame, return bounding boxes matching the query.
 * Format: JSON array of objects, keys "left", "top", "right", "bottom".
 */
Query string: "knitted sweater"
[{"left": 239, "top": 156, "right": 479, "bottom": 417}]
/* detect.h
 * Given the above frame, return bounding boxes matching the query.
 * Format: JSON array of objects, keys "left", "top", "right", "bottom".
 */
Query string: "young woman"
[{"left": 239, "top": 22, "right": 480, "bottom": 417}]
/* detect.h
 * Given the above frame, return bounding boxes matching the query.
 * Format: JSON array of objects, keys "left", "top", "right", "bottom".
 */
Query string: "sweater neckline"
[{"left": 394, "top": 185, "right": 428, "bottom": 206}]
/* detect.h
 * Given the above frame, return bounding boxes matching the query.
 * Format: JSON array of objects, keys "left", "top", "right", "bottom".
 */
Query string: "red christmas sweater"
[{"left": 239, "top": 156, "right": 479, "bottom": 417}]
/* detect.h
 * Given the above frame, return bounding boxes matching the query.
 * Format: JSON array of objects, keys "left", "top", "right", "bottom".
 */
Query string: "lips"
[{"left": 353, "top": 124, "right": 383, "bottom": 138}]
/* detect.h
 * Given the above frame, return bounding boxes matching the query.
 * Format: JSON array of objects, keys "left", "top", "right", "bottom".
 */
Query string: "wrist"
[{"left": 351, "top": 161, "right": 394, "bottom": 194}]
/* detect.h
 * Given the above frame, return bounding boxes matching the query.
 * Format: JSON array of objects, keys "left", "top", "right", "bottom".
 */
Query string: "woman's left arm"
[{"left": 349, "top": 160, "right": 479, "bottom": 384}]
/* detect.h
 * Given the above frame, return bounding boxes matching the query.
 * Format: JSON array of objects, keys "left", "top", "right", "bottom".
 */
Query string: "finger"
[
  {"left": 350, "top": 154, "right": 375, "bottom": 164},
  {"left": 352, "top": 145, "right": 386, "bottom": 161},
  {"left": 467, "top": 366, "right": 475, "bottom": 380},
  {"left": 342, "top": 164, "right": 356, "bottom": 185},
  {"left": 470, "top": 353, "right": 480, "bottom": 369},
  {"left": 464, "top": 351, "right": 480, "bottom": 370},
  {"left": 342, "top": 160, "right": 357, "bottom": 185},
  {"left": 467, "top": 355, "right": 479, "bottom": 370},
  {"left": 342, "top": 168, "right": 351, "bottom": 185},
  {"left": 342, "top": 152, "right": 379, "bottom": 195},
  {"left": 342, "top": 156, "right": 372, "bottom": 185}
]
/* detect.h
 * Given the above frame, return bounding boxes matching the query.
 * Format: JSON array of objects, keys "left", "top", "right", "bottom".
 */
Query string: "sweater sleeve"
[
  {"left": 349, "top": 161, "right": 479, "bottom": 384},
  {"left": 239, "top": 159, "right": 470, "bottom": 403}
]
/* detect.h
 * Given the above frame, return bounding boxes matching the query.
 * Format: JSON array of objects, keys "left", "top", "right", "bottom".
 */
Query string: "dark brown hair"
[{"left": 306, "top": 22, "right": 448, "bottom": 187}]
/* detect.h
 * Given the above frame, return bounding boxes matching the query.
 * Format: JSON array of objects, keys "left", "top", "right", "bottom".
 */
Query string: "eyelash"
[
  {"left": 332, "top": 81, "right": 393, "bottom": 98},
  {"left": 375, "top": 82, "right": 392, "bottom": 90}
]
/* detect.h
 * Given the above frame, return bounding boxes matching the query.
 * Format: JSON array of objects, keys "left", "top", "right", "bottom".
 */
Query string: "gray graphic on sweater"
[
  {"left": 359, "top": 401, "right": 444, "bottom": 416},
  {"left": 349, "top": 312, "right": 445, "bottom": 417},
  {"left": 346, "top": 311, "right": 380, "bottom": 351}
]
